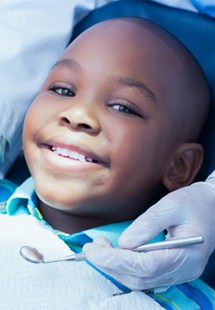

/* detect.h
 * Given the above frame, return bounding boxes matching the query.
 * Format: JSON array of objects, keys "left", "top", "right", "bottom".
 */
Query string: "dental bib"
[{"left": 0, "top": 213, "right": 163, "bottom": 310}]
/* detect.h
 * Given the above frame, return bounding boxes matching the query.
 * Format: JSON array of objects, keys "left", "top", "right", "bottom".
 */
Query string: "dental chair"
[{"left": 6, "top": 0, "right": 215, "bottom": 288}]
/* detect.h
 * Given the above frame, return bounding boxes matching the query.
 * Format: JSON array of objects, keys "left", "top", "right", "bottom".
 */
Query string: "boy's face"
[{"left": 23, "top": 20, "right": 185, "bottom": 222}]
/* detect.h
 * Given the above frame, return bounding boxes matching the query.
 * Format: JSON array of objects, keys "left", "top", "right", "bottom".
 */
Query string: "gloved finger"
[
  {"left": 83, "top": 241, "right": 204, "bottom": 290},
  {"left": 84, "top": 237, "right": 203, "bottom": 276},
  {"left": 93, "top": 236, "right": 113, "bottom": 247}
]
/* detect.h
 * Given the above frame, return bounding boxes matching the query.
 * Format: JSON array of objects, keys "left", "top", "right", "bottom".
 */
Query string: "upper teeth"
[{"left": 51, "top": 147, "right": 93, "bottom": 162}]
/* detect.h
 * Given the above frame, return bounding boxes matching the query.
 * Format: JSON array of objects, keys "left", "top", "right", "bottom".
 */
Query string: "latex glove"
[{"left": 83, "top": 172, "right": 215, "bottom": 290}]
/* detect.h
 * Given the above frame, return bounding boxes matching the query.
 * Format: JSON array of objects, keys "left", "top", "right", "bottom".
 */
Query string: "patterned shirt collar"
[{"left": 5, "top": 177, "right": 135, "bottom": 247}]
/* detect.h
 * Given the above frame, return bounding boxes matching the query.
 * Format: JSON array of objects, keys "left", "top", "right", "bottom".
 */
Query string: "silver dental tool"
[
  {"left": 132, "top": 235, "right": 204, "bottom": 252},
  {"left": 20, "top": 235, "right": 203, "bottom": 264}
]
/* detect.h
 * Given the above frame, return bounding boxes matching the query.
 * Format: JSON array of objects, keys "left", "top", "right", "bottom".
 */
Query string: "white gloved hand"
[{"left": 83, "top": 172, "right": 215, "bottom": 290}]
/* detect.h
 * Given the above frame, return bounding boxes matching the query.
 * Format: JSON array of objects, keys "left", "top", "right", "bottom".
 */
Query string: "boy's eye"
[
  {"left": 49, "top": 84, "right": 75, "bottom": 97},
  {"left": 112, "top": 104, "right": 132, "bottom": 114},
  {"left": 110, "top": 102, "right": 141, "bottom": 117}
]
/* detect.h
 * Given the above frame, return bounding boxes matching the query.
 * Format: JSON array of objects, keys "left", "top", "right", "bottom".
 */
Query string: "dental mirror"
[{"left": 20, "top": 246, "right": 86, "bottom": 264}]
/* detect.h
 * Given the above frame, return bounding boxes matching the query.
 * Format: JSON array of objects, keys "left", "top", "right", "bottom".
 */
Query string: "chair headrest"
[{"left": 71, "top": 0, "right": 215, "bottom": 181}]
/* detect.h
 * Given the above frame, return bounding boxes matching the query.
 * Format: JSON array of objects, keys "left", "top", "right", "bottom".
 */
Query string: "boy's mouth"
[{"left": 51, "top": 146, "right": 99, "bottom": 164}]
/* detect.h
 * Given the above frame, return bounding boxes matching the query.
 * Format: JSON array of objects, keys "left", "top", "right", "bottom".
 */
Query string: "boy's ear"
[{"left": 161, "top": 143, "right": 204, "bottom": 191}]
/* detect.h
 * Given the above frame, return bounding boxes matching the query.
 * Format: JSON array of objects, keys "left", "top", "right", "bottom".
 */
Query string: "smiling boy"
[
  {"left": 23, "top": 17, "right": 208, "bottom": 233},
  {"left": 1, "top": 17, "right": 214, "bottom": 309}
]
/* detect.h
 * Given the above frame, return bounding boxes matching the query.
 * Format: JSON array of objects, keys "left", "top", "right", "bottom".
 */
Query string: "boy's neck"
[{"left": 38, "top": 201, "right": 112, "bottom": 234}]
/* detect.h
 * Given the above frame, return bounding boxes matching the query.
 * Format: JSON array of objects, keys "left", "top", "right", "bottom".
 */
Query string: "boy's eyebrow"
[
  {"left": 52, "top": 58, "right": 82, "bottom": 72},
  {"left": 52, "top": 59, "right": 156, "bottom": 104},
  {"left": 115, "top": 76, "right": 157, "bottom": 105}
]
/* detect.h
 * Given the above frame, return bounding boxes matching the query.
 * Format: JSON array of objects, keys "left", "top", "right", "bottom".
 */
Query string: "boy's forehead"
[
  {"left": 63, "top": 19, "right": 175, "bottom": 61},
  {"left": 61, "top": 20, "right": 183, "bottom": 96}
]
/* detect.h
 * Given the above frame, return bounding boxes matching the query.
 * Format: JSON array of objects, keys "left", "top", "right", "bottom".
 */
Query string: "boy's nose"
[{"left": 59, "top": 104, "right": 101, "bottom": 134}]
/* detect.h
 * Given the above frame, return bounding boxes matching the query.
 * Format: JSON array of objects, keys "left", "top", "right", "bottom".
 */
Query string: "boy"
[{"left": 1, "top": 17, "right": 214, "bottom": 309}]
